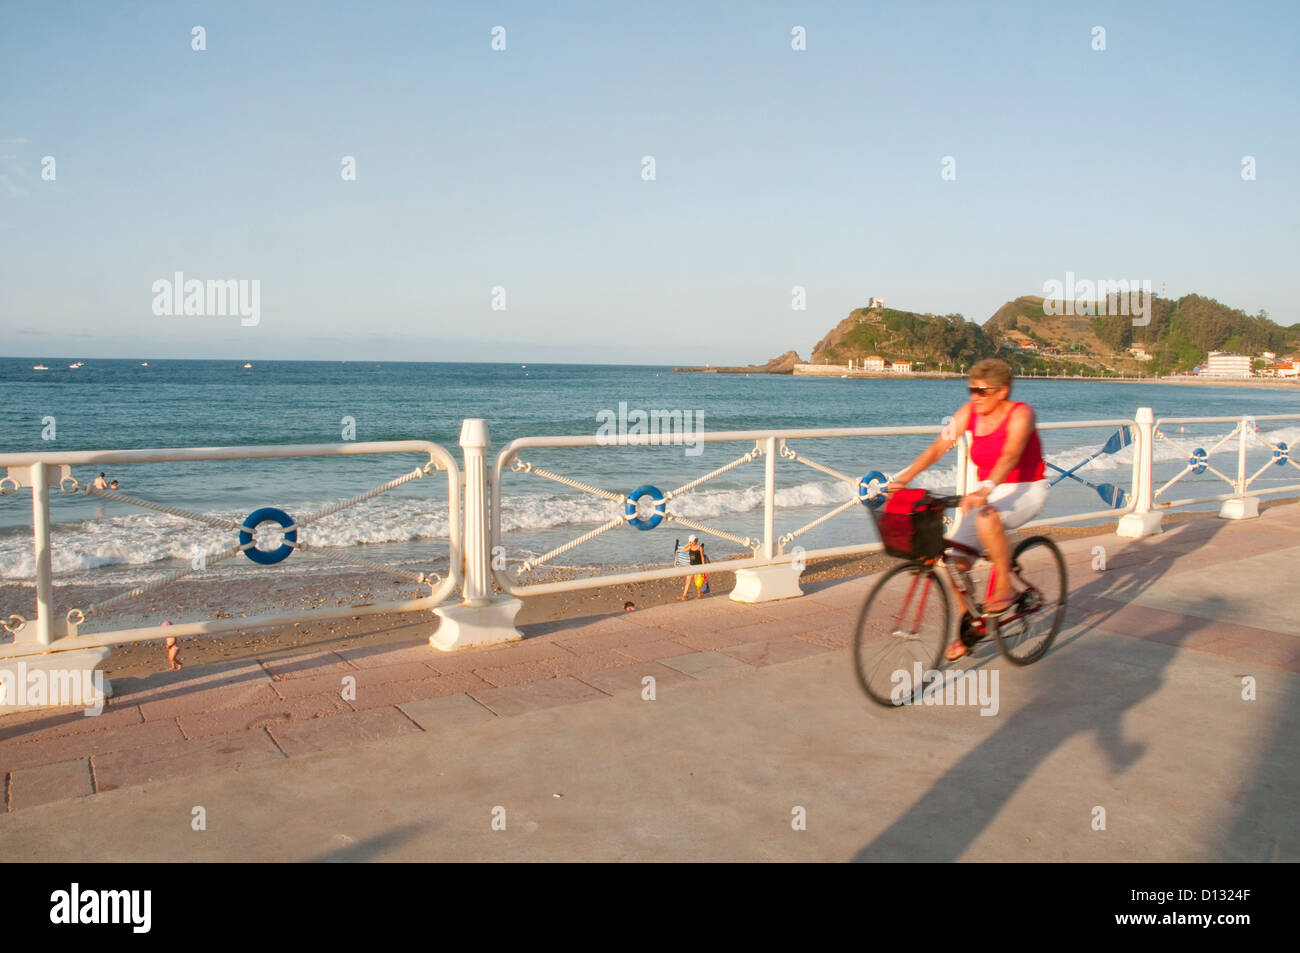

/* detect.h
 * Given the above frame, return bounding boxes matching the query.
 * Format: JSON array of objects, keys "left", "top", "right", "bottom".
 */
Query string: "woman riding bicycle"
[{"left": 886, "top": 358, "right": 1048, "bottom": 660}]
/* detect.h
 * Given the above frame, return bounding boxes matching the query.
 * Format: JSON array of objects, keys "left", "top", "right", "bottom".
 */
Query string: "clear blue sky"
[{"left": 1, "top": 0, "right": 1296, "bottom": 363}]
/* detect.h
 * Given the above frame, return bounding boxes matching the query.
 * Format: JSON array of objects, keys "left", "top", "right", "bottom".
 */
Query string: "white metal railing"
[
  {"left": 4, "top": 407, "right": 1295, "bottom": 668},
  {"left": 0, "top": 441, "right": 461, "bottom": 658},
  {"left": 489, "top": 418, "right": 1140, "bottom": 597},
  {"left": 1149, "top": 414, "right": 1300, "bottom": 510}
]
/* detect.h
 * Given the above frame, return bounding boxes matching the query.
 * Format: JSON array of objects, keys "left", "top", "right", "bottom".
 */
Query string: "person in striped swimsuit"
[{"left": 886, "top": 358, "right": 1049, "bottom": 660}]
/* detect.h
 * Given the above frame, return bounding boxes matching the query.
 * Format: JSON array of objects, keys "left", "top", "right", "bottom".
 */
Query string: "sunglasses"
[{"left": 968, "top": 385, "right": 1002, "bottom": 396}]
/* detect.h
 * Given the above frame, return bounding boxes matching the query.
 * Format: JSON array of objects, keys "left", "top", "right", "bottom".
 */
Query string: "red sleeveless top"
[{"left": 967, "top": 401, "right": 1045, "bottom": 483}]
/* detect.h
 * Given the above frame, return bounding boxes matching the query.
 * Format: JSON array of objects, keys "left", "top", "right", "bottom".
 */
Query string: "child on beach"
[{"left": 677, "top": 535, "right": 709, "bottom": 600}]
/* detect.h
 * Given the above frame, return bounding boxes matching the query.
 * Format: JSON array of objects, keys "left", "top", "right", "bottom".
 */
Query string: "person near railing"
[
  {"left": 677, "top": 535, "right": 710, "bottom": 600},
  {"left": 886, "top": 358, "right": 1048, "bottom": 659}
]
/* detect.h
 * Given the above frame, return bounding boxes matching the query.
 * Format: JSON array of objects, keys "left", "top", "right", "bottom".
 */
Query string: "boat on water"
[
  {"left": 140, "top": 361, "right": 148, "bottom": 366},
  {"left": 68, "top": 361, "right": 84, "bottom": 369},
  {"left": 242, "top": 362, "right": 253, "bottom": 368},
  {"left": 32, "top": 364, "right": 49, "bottom": 370}
]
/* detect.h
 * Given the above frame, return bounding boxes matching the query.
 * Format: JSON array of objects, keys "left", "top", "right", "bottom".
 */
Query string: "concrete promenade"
[{"left": 1, "top": 506, "right": 1297, "bottom": 861}]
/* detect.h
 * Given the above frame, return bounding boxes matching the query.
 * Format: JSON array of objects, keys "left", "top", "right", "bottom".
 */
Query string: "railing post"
[
  {"left": 763, "top": 435, "right": 776, "bottom": 562},
  {"left": 731, "top": 437, "right": 803, "bottom": 603},
  {"left": 0, "top": 463, "right": 112, "bottom": 715},
  {"left": 1219, "top": 415, "right": 1260, "bottom": 519},
  {"left": 30, "top": 462, "right": 54, "bottom": 647},
  {"left": 430, "top": 419, "right": 522, "bottom": 650},
  {"left": 950, "top": 432, "right": 977, "bottom": 541},
  {"left": 1117, "top": 407, "right": 1163, "bottom": 537}
]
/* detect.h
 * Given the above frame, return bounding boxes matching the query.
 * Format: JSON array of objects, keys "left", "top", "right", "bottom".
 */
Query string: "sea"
[{"left": 1, "top": 359, "right": 1297, "bottom": 594}]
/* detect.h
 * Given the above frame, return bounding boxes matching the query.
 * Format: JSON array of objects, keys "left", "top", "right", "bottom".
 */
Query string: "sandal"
[
  {"left": 945, "top": 639, "right": 969, "bottom": 661},
  {"left": 983, "top": 590, "right": 1022, "bottom": 615}
]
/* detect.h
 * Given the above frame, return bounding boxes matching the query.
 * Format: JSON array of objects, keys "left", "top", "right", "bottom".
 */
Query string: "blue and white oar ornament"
[{"left": 1044, "top": 426, "right": 1133, "bottom": 508}]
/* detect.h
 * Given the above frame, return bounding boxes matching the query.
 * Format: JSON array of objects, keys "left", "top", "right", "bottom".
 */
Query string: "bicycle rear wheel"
[
  {"left": 989, "top": 536, "right": 1067, "bottom": 665},
  {"left": 853, "top": 562, "right": 950, "bottom": 707}
]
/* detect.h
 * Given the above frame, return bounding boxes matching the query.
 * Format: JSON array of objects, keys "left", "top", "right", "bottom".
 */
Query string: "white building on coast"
[{"left": 1203, "top": 352, "right": 1252, "bottom": 378}]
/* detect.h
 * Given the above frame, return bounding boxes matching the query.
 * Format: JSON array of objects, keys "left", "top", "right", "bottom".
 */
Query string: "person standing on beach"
[
  {"left": 886, "top": 358, "right": 1048, "bottom": 660},
  {"left": 678, "top": 535, "right": 709, "bottom": 600}
]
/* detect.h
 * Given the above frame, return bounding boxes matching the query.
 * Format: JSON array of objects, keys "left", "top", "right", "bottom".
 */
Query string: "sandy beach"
[{"left": 9, "top": 499, "right": 1283, "bottom": 684}]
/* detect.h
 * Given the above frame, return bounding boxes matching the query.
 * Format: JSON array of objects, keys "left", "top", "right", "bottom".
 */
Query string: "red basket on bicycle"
[{"left": 872, "top": 488, "right": 947, "bottom": 561}]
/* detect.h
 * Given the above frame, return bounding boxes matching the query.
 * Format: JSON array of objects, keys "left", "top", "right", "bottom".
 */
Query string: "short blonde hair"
[{"left": 968, "top": 358, "right": 1013, "bottom": 393}]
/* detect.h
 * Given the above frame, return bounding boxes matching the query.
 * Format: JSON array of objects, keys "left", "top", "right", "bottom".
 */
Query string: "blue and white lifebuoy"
[
  {"left": 1274, "top": 442, "right": 1289, "bottom": 466},
  {"left": 625, "top": 484, "right": 665, "bottom": 530},
  {"left": 239, "top": 507, "right": 297, "bottom": 564},
  {"left": 858, "top": 470, "right": 888, "bottom": 509},
  {"left": 1188, "top": 448, "right": 1208, "bottom": 474}
]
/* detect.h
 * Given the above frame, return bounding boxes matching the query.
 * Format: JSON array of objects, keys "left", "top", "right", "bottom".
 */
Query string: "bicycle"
[{"left": 852, "top": 490, "right": 1068, "bottom": 708}]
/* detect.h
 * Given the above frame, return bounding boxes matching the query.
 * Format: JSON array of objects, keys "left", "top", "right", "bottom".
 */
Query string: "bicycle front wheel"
[
  {"left": 989, "top": 535, "right": 1067, "bottom": 665},
  {"left": 853, "top": 562, "right": 950, "bottom": 707}
]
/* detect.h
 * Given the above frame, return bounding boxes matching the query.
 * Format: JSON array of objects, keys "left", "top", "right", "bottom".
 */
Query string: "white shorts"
[{"left": 947, "top": 479, "right": 1049, "bottom": 554}]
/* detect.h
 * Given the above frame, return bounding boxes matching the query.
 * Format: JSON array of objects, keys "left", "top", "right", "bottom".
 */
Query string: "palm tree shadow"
[{"left": 852, "top": 517, "right": 1234, "bottom": 862}]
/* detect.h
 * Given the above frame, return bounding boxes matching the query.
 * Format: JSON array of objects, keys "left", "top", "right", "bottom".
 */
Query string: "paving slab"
[
  {"left": 8, "top": 759, "right": 93, "bottom": 811},
  {"left": 399, "top": 694, "right": 498, "bottom": 732},
  {"left": 659, "top": 651, "right": 754, "bottom": 679}
]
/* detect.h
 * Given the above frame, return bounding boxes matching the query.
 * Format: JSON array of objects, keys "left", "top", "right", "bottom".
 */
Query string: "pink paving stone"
[
  {"left": 176, "top": 694, "right": 352, "bottom": 740},
  {"left": 553, "top": 623, "right": 667, "bottom": 654},
  {"left": 270, "top": 660, "right": 439, "bottom": 700},
  {"left": 334, "top": 642, "right": 438, "bottom": 668},
  {"left": 552, "top": 648, "right": 641, "bottom": 677},
  {"left": 92, "top": 729, "right": 284, "bottom": 792},
  {"left": 469, "top": 676, "right": 609, "bottom": 717},
  {"left": 347, "top": 672, "right": 491, "bottom": 711},
  {"left": 804, "top": 589, "right": 869, "bottom": 610},
  {"left": 719, "top": 637, "right": 831, "bottom": 667},
  {"left": 0, "top": 704, "right": 143, "bottom": 745},
  {"left": 1199, "top": 639, "right": 1300, "bottom": 672},
  {"left": 428, "top": 637, "right": 569, "bottom": 674},
  {"left": 138, "top": 680, "right": 284, "bottom": 721},
  {"left": 791, "top": 627, "right": 853, "bottom": 650},
  {"left": 267, "top": 707, "right": 421, "bottom": 757},
  {"left": 544, "top": 614, "right": 640, "bottom": 636},
  {"left": 474, "top": 657, "right": 569, "bottom": 688},
  {"left": 670, "top": 627, "right": 764, "bottom": 652},
  {"left": 259, "top": 650, "right": 356, "bottom": 680},
  {"left": 714, "top": 617, "right": 818, "bottom": 644},
  {"left": 611, "top": 639, "right": 696, "bottom": 662},
  {"left": 575, "top": 660, "right": 697, "bottom": 696},
  {"left": 0, "top": 718, "right": 185, "bottom": 774},
  {"left": 758, "top": 598, "right": 838, "bottom": 619},
  {"left": 641, "top": 603, "right": 778, "bottom": 629},
  {"left": 8, "top": 758, "right": 93, "bottom": 811},
  {"left": 109, "top": 661, "right": 270, "bottom": 706}
]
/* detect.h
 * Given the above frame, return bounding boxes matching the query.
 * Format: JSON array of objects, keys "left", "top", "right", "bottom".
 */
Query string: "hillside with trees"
[{"left": 704, "top": 294, "right": 1297, "bottom": 379}]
